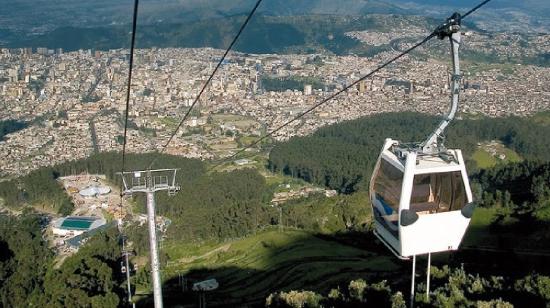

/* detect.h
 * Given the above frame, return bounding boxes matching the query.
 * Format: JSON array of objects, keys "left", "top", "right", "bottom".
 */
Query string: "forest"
[
  {"left": 0, "top": 151, "right": 371, "bottom": 307},
  {"left": 0, "top": 152, "right": 275, "bottom": 242},
  {"left": 0, "top": 212, "right": 130, "bottom": 307},
  {"left": 263, "top": 161, "right": 550, "bottom": 307},
  {"left": 268, "top": 112, "right": 550, "bottom": 193},
  {"left": 262, "top": 112, "right": 550, "bottom": 307}
]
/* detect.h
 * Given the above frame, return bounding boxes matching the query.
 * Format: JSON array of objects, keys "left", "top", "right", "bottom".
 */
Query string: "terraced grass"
[{"left": 160, "top": 228, "right": 399, "bottom": 305}]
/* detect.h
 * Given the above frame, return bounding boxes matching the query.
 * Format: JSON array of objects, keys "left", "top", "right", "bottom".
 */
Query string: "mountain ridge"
[{"left": 1, "top": 0, "right": 547, "bottom": 41}]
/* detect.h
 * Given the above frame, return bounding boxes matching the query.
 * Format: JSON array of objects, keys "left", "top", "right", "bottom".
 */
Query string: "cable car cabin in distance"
[{"left": 370, "top": 139, "right": 475, "bottom": 259}]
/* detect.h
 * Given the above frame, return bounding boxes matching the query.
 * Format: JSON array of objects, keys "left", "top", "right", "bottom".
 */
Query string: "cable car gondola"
[{"left": 369, "top": 13, "right": 475, "bottom": 260}]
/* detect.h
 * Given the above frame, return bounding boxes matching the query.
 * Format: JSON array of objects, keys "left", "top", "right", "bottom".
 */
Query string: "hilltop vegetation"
[
  {"left": 263, "top": 111, "right": 550, "bottom": 306},
  {"left": 0, "top": 152, "right": 204, "bottom": 216},
  {"left": 38, "top": 227, "right": 124, "bottom": 307},
  {"left": 0, "top": 151, "right": 370, "bottom": 243},
  {"left": 0, "top": 213, "right": 52, "bottom": 307},
  {"left": 0, "top": 152, "right": 273, "bottom": 242},
  {"left": 268, "top": 111, "right": 550, "bottom": 251}
]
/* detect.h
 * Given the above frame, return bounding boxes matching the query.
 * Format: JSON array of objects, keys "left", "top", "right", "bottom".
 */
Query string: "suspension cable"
[
  {"left": 118, "top": 0, "right": 139, "bottom": 305},
  {"left": 147, "top": 0, "right": 264, "bottom": 170},
  {"left": 207, "top": 0, "right": 493, "bottom": 171},
  {"left": 120, "top": 0, "right": 139, "bottom": 177}
]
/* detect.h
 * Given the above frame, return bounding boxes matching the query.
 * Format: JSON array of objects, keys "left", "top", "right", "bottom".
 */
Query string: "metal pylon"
[{"left": 118, "top": 169, "right": 180, "bottom": 308}]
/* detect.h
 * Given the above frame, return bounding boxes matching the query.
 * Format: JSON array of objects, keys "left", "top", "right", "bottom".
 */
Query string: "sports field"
[{"left": 60, "top": 217, "right": 95, "bottom": 230}]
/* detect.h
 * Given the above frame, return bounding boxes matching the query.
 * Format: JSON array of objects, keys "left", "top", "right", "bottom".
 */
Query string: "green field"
[
  {"left": 156, "top": 116, "right": 180, "bottom": 129},
  {"left": 472, "top": 143, "right": 522, "bottom": 169},
  {"left": 237, "top": 135, "right": 261, "bottom": 146},
  {"left": 158, "top": 228, "right": 399, "bottom": 305},
  {"left": 502, "top": 148, "right": 522, "bottom": 162},
  {"left": 472, "top": 148, "right": 497, "bottom": 169},
  {"left": 464, "top": 63, "right": 517, "bottom": 76}
]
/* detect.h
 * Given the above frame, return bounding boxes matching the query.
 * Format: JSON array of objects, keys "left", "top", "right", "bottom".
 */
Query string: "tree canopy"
[{"left": 269, "top": 112, "right": 550, "bottom": 193}]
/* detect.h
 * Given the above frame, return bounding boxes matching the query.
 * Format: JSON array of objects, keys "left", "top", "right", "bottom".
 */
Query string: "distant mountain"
[
  {"left": 9, "top": 14, "right": 434, "bottom": 55},
  {"left": 392, "top": 0, "right": 549, "bottom": 15},
  {"left": 2, "top": 0, "right": 547, "bottom": 39},
  {"left": 6, "top": 13, "right": 549, "bottom": 68},
  {"left": 1, "top": 0, "right": 404, "bottom": 33},
  {"left": 1, "top": 0, "right": 548, "bottom": 51},
  {"left": 390, "top": 0, "right": 549, "bottom": 33}
]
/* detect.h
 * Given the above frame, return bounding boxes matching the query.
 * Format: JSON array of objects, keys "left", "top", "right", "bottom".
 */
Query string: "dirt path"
[{"left": 172, "top": 244, "right": 232, "bottom": 264}]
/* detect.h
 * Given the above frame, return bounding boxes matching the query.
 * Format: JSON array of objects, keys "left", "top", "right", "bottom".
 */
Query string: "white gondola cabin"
[
  {"left": 369, "top": 12, "right": 475, "bottom": 260},
  {"left": 370, "top": 138, "right": 475, "bottom": 258}
]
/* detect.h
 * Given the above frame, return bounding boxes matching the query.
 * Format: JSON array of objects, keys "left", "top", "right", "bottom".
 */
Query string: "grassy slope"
[
  {"left": 463, "top": 207, "right": 550, "bottom": 251},
  {"left": 462, "top": 207, "right": 498, "bottom": 247},
  {"left": 160, "top": 228, "right": 399, "bottom": 304}
]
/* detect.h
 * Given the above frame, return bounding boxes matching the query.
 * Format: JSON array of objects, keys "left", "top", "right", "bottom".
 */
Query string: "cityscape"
[{"left": 1, "top": 35, "right": 548, "bottom": 178}]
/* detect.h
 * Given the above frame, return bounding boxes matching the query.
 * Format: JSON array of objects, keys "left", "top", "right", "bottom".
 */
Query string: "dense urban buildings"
[{"left": 0, "top": 37, "right": 549, "bottom": 178}]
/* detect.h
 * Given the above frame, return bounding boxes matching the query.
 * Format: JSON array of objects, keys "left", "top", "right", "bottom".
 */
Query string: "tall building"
[
  {"left": 36, "top": 47, "right": 48, "bottom": 55},
  {"left": 304, "top": 84, "right": 312, "bottom": 95},
  {"left": 358, "top": 80, "right": 367, "bottom": 93}
]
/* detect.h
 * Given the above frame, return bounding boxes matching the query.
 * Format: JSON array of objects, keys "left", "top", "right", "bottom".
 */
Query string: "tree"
[
  {"left": 0, "top": 213, "right": 52, "bottom": 308},
  {"left": 348, "top": 279, "right": 368, "bottom": 302},
  {"left": 266, "top": 290, "right": 323, "bottom": 308},
  {"left": 39, "top": 228, "right": 124, "bottom": 307},
  {"left": 391, "top": 292, "right": 406, "bottom": 308}
]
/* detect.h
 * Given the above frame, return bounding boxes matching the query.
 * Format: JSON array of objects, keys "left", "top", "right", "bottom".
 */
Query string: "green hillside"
[{"left": 149, "top": 228, "right": 399, "bottom": 306}]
